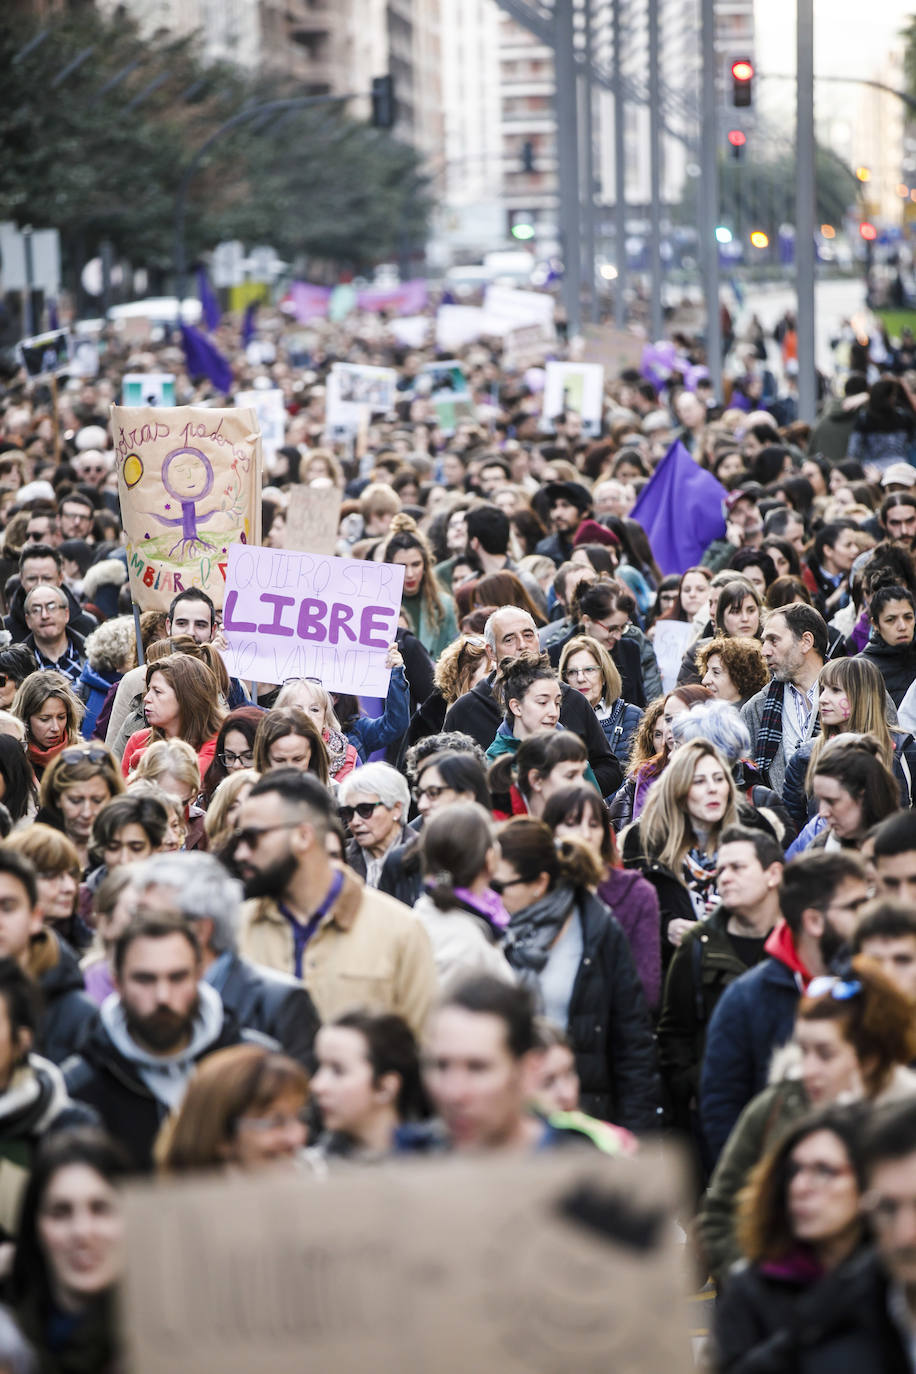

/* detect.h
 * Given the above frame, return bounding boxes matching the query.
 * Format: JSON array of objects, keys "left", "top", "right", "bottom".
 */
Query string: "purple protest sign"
[{"left": 220, "top": 544, "right": 405, "bottom": 693}]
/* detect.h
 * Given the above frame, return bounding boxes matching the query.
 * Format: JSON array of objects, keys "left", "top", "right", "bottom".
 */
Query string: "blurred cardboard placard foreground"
[{"left": 123, "top": 1148, "right": 691, "bottom": 1374}]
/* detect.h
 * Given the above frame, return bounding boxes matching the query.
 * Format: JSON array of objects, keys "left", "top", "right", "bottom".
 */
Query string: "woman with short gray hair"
[{"left": 338, "top": 762, "right": 411, "bottom": 888}]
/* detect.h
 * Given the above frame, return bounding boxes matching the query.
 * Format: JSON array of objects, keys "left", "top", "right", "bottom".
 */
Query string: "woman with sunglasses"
[
  {"left": 13, "top": 672, "right": 84, "bottom": 783},
  {"left": 201, "top": 707, "right": 265, "bottom": 805},
  {"left": 559, "top": 633, "right": 642, "bottom": 768},
  {"left": 338, "top": 762, "right": 411, "bottom": 889},
  {"left": 700, "top": 956, "right": 916, "bottom": 1289},
  {"left": 494, "top": 817, "right": 660, "bottom": 1133},
  {"left": 35, "top": 741, "right": 124, "bottom": 875},
  {"left": 712, "top": 1107, "right": 873, "bottom": 1372}
]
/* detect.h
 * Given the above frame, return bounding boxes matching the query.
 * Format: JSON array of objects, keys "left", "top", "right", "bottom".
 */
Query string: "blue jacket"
[
  {"left": 699, "top": 952, "right": 803, "bottom": 1165},
  {"left": 346, "top": 665, "right": 410, "bottom": 761},
  {"left": 76, "top": 662, "right": 120, "bottom": 740},
  {"left": 598, "top": 699, "right": 643, "bottom": 768}
]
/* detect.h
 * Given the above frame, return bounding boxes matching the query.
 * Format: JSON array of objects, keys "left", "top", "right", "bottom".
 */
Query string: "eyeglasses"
[
  {"left": 232, "top": 821, "right": 301, "bottom": 849},
  {"left": 415, "top": 783, "right": 452, "bottom": 802},
  {"left": 592, "top": 620, "right": 627, "bottom": 640},
  {"left": 282, "top": 676, "right": 323, "bottom": 686},
  {"left": 27, "top": 602, "right": 67, "bottom": 616},
  {"left": 338, "top": 801, "right": 385, "bottom": 825},
  {"left": 219, "top": 749, "right": 254, "bottom": 768},
  {"left": 236, "top": 1108, "right": 309, "bottom": 1133},
  {"left": 489, "top": 876, "right": 535, "bottom": 895},
  {"left": 59, "top": 745, "right": 111, "bottom": 766},
  {"left": 565, "top": 665, "right": 600, "bottom": 679}
]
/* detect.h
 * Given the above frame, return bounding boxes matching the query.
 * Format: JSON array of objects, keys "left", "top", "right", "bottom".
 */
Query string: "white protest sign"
[
  {"left": 69, "top": 335, "right": 100, "bottom": 379},
  {"left": 221, "top": 543, "right": 404, "bottom": 694},
  {"left": 325, "top": 364, "right": 398, "bottom": 434},
  {"left": 435, "top": 305, "right": 509, "bottom": 352},
  {"left": 285, "top": 484, "right": 342, "bottom": 556},
  {"left": 542, "top": 361, "right": 605, "bottom": 437},
  {"left": 234, "top": 388, "right": 286, "bottom": 462},
  {"left": 652, "top": 620, "right": 697, "bottom": 693},
  {"left": 483, "top": 284, "right": 556, "bottom": 326},
  {"left": 387, "top": 315, "right": 430, "bottom": 349}
]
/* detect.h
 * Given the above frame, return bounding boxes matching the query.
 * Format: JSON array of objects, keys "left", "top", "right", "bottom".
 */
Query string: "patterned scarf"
[{"left": 753, "top": 680, "right": 787, "bottom": 784}]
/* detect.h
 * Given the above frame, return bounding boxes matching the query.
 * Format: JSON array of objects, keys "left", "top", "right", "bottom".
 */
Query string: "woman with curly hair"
[
  {"left": 75, "top": 617, "right": 136, "bottom": 740},
  {"left": 697, "top": 636, "right": 770, "bottom": 707},
  {"left": 383, "top": 514, "right": 458, "bottom": 659}
]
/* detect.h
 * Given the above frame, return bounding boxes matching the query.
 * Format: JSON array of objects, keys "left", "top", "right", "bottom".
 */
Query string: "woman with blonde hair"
[
  {"left": 623, "top": 738, "right": 740, "bottom": 957},
  {"left": 4, "top": 823, "right": 88, "bottom": 951},
  {"left": 382, "top": 514, "right": 458, "bottom": 659},
  {"left": 121, "top": 654, "right": 225, "bottom": 778},
  {"left": 782, "top": 655, "right": 916, "bottom": 833},
  {"left": 12, "top": 672, "right": 83, "bottom": 781},
  {"left": 252, "top": 707, "right": 330, "bottom": 784},
  {"left": 608, "top": 684, "right": 713, "bottom": 830},
  {"left": 559, "top": 633, "right": 642, "bottom": 767},
  {"left": 131, "top": 738, "right": 205, "bottom": 849},
  {"left": 156, "top": 1044, "right": 309, "bottom": 1174},
  {"left": 204, "top": 769, "right": 260, "bottom": 853}
]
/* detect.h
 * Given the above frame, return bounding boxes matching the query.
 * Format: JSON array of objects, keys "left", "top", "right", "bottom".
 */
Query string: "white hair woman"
[{"left": 337, "top": 762, "right": 411, "bottom": 889}]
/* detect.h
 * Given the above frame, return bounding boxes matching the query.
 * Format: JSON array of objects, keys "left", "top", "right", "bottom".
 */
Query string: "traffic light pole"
[
  {"left": 699, "top": 0, "right": 722, "bottom": 398},
  {"left": 554, "top": 0, "right": 582, "bottom": 339},
  {"left": 796, "top": 0, "right": 817, "bottom": 421}
]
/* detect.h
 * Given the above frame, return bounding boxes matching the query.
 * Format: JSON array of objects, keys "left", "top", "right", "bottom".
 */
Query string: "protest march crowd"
[{"left": 3, "top": 291, "right": 916, "bottom": 1369}]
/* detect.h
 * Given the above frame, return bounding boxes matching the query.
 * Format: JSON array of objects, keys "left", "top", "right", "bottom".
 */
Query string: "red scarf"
[{"left": 27, "top": 739, "right": 65, "bottom": 776}]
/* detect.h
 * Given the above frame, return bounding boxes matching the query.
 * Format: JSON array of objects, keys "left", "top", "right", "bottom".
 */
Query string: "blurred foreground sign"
[{"left": 123, "top": 1150, "right": 690, "bottom": 1374}]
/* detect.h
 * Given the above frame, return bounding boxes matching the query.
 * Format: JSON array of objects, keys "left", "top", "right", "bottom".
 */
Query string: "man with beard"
[
  {"left": 533, "top": 481, "right": 592, "bottom": 567},
  {"left": 235, "top": 769, "right": 436, "bottom": 1037},
  {"left": 880, "top": 493, "right": 916, "bottom": 551},
  {"left": 63, "top": 914, "right": 250, "bottom": 1171},
  {"left": 741, "top": 604, "right": 829, "bottom": 793},
  {"left": 699, "top": 850, "right": 868, "bottom": 1164}
]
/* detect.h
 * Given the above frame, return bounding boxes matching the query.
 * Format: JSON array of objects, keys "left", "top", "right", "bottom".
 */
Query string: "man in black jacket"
[
  {"left": 443, "top": 607, "right": 622, "bottom": 796},
  {"left": 657, "top": 826, "right": 784, "bottom": 1142},
  {"left": 126, "top": 851, "right": 319, "bottom": 1071},
  {"left": 64, "top": 913, "right": 256, "bottom": 1171},
  {"left": 4, "top": 544, "right": 97, "bottom": 643}
]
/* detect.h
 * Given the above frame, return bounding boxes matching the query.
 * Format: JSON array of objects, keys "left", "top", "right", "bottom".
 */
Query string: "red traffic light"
[
  {"left": 727, "top": 129, "right": 747, "bottom": 147},
  {"left": 859, "top": 222, "right": 877, "bottom": 241},
  {"left": 731, "top": 59, "right": 754, "bottom": 82}
]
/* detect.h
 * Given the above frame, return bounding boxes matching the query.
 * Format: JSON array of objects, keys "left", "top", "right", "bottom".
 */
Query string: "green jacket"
[{"left": 401, "top": 588, "right": 459, "bottom": 661}]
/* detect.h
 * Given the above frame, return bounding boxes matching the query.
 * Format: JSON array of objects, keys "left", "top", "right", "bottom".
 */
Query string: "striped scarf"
[{"left": 753, "top": 680, "right": 787, "bottom": 785}]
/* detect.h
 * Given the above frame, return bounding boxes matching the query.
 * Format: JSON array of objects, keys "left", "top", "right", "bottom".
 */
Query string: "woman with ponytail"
[
  {"left": 494, "top": 816, "right": 661, "bottom": 1132},
  {"left": 414, "top": 802, "right": 515, "bottom": 990},
  {"left": 382, "top": 514, "right": 458, "bottom": 659}
]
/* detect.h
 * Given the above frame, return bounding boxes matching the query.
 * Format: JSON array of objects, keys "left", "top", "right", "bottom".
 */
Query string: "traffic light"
[
  {"left": 731, "top": 58, "right": 754, "bottom": 107},
  {"left": 521, "top": 139, "right": 535, "bottom": 174},
  {"left": 727, "top": 128, "right": 746, "bottom": 161},
  {"left": 509, "top": 210, "right": 536, "bottom": 241},
  {"left": 371, "top": 75, "right": 395, "bottom": 129}
]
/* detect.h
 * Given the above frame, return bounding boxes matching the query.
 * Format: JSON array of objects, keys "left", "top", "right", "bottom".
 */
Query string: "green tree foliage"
[{"left": 0, "top": 10, "right": 431, "bottom": 288}]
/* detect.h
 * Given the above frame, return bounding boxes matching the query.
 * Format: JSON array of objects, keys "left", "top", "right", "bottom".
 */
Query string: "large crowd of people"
[{"left": 1, "top": 300, "right": 916, "bottom": 1368}]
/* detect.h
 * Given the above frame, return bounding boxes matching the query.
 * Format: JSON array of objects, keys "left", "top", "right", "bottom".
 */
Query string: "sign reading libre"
[{"left": 221, "top": 543, "right": 405, "bottom": 694}]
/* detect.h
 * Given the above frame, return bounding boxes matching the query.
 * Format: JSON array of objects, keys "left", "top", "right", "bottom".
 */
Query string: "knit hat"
[{"left": 572, "top": 519, "right": 621, "bottom": 549}]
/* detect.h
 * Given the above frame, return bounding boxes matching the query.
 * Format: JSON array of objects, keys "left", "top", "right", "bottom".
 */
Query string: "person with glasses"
[
  {"left": 201, "top": 706, "right": 264, "bottom": 805},
  {"left": 4, "top": 544, "right": 97, "bottom": 646},
  {"left": 549, "top": 579, "right": 649, "bottom": 709},
  {"left": 701, "top": 956, "right": 916, "bottom": 1289},
  {"left": 156, "top": 1044, "right": 310, "bottom": 1173},
  {"left": 35, "top": 742, "right": 124, "bottom": 876},
  {"left": 236, "top": 770, "right": 436, "bottom": 1037},
  {"left": 493, "top": 817, "right": 660, "bottom": 1134},
  {"left": 713, "top": 1107, "right": 872, "bottom": 1371},
  {"left": 337, "top": 762, "right": 410, "bottom": 889},
  {"left": 559, "top": 633, "right": 642, "bottom": 768},
  {"left": 22, "top": 586, "right": 85, "bottom": 687}
]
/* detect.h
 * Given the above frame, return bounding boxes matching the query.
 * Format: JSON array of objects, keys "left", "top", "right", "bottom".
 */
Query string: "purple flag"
[
  {"left": 241, "top": 301, "right": 258, "bottom": 347},
  {"left": 197, "top": 267, "right": 222, "bottom": 331},
  {"left": 180, "top": 323, "right": 232, "bottom": 394},
  {"left": 630, "top": 439, "right": 728, "bottom": 575},
  {"left": 284, "top": 281, "right": 332, "bottom": 322},
  {"left": 47, "top": 299, "right": 59, "bottom": 331}
]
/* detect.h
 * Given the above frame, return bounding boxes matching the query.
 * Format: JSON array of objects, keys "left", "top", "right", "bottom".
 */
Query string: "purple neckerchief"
[
  {"left": 453, "top": 886, "right": 511, "bottom": 931},
  {"left": 759, "top": 1247, "right": 824, "bottom": 1283},
  {"left": 279, "top": 868, "right": 344, "bottom": 978}
]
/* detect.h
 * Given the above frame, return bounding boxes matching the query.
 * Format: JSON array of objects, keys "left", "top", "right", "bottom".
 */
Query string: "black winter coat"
[
  {"left": 34, "top": 935, "right": 98, "bottom": 1066},
  {"left": 63, "top": 1009, "right": 251, "bottom": 1172},
  {"left": 4, "top": 580, "right": 97, "bottom": 642},
  {"left": 217, "top": 952, "right": 320, "bottom": 1072},
  {"left": 378, "top": 832, "right": 424, "bottom": 908},
  {"left": 859, "top": 634, "right": 916, "bottom": 708},
  {"left": 621, "top": 824, "right": 699, "bottom": 954},
  {"left": 444, "top": 673, "right": 623, "bottom": 797},
  {"left": 714, "top": 1247, "right": 910, "bottom": 1374},
  {"left": 508, "top": 888, "right": 662, "bottom": 1132}
]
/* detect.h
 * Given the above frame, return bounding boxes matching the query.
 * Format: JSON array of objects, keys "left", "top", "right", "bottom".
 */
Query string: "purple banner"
[
  {"left": 220, "top": 543, "right": 405, "bottom": 692},
  {"left": 356, "top": 279, "right": 428, "bottom": 314},
  {"left": 284, "top": 281, "right": 332, "bottom": 322}
]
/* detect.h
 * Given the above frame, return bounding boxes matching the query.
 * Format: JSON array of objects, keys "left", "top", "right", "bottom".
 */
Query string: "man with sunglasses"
[{"left": 236, "top": 769, "right": 436, "bottom": 1038}]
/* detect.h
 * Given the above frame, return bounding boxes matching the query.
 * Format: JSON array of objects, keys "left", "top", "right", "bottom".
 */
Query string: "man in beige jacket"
[{"left": 235, "top": 769, "right": 436, "bottom": 1038}]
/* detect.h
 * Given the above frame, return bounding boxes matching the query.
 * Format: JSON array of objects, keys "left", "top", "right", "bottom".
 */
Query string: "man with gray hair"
[
  {"left": 444, "top": 606, "right": 622, "bottom": 795},
  {"left": 23, "top": 585, "right": 85, "bottom": 684},
  {"left": 338, "top": 761, "right": 411, "bottom": 889},
  {"left": 128, "top": 851, "right": 319, "bottom": 1069}
]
